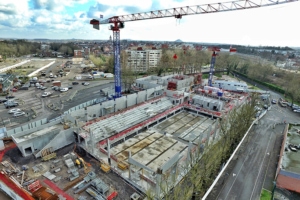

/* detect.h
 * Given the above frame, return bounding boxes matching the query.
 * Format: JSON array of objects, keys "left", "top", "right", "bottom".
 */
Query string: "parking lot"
[{"left": 0, "top": 59, "right": 114, "bottom": 128}]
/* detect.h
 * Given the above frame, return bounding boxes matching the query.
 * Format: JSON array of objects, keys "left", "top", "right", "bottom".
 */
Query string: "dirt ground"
[{"left": 1, "top": 143, "right": 140, "bottom": 200}]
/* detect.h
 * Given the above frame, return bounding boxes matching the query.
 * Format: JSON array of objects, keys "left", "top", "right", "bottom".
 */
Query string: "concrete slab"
[
  {"left": 147, "top": 142, "right": 187, "bottom": 171},
  {"left": 155, "top": 112, "right": 188, "bottom": 130},
  {"left": 172, "top": 116, "right": 201, "bottom": 137},
  {"left": 116, "top": 133, "right": 162, "bottom": 161},
  {"left": 132, "top": 136, "right": 177, "bottom": 166},
  {"left": 110, "top": 138, "right": 140, "bottom": 155},
  {"left": 14, "top": 126, "right": 59, "bottom": 143},
  {"left": 163, "top": 114, "right": 197, "bottom": 134}
]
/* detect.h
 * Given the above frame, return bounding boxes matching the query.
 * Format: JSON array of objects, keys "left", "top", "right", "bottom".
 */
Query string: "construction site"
[{"left": 0, "top": 70, "right": 250, "bottom": 199}]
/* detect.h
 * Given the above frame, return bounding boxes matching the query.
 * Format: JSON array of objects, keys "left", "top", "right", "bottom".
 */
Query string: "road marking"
[
  {"left": 249, "top": 134, "right": 272, "bottom": 200},
  {"left": 224, "top": 151, "right": 249, "bottom": 200}
]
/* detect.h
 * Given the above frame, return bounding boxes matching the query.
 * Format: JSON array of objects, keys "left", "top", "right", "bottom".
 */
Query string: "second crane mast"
[{"left": 90, "top": 0, "right": 298, "bottom": 98}]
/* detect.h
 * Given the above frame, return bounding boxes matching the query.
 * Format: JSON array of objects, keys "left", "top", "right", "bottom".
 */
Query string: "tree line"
[{"left": 0, "top": 40, "right": 40, "bottom": 58}]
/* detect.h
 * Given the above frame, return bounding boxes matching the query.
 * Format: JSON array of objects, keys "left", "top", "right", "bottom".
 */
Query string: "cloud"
[
  {"left": 32, "top": 0, "right": 89, "bottom": 12},
  {"left": 0, "top": 0, "right": 31, "bottom": 28},
  {"left": 97, "top": 0, "right": 152, "bottom": 10}
]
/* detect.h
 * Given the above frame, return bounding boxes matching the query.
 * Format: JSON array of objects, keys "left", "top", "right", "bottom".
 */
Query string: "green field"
[{"left": 260, "top": 189, "right": 272, "bottom": 200}]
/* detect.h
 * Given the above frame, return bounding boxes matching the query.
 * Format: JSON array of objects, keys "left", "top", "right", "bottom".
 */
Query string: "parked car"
[
  {"left": 68, "top": 86, "right": 73, "bottom": 89},
  {"left": 82, "top": 82, "right": 89, "bottom": 86},
  {"left": 255, "top": 111, "right": 261, "bottom": 118},
  {"left": 13, "top": 112, "right": 26, "bottom": 117},
  {"left": 292, "top": 104, "right": 300, "bottom": 110},
  {"left": 40, "top": 86, "right": 47, "bottom": 90},
  {"left": 42, "top": 92, "right": 52, "bottom": 97},
  {"left": 52, "top": 86, "right": 59, "bottom": 91},
  {"left": 8, "top": 108, "right": 21, "bottom": 114},
  {"left": 6, "top": 95, "right": 15, "bottom": 99},
  {"left": 263, "top": 104, "right": 268, "bottom": 109},
  {"left": 271, "top": 99, "right": 277, "bottom": 104},
  {"left": 293, "top": 109, "right": 300, "bottom": 113},
  {"left": 4, "top": 100, "right": 19, "bottom": 108},
  {"left": 72, "top": 82, "right": 79, "bottom": 85},
  {"left": 60, "top": 88, "right": 69, "bottom": 92},
  {"left": 0, "top": 99, "right": 8, "bottom": 104},
  {"left": 254, "top": 106, "right": 262, "bottom": 111}
]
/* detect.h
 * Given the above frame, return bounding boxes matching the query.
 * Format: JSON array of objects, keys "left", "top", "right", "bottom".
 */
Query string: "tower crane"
[
  {"left": 207, "top": 46, "right": 237, "bottom": 86},
  {"left": 90, "top": 0, "right": 298, "bottom": 98}
]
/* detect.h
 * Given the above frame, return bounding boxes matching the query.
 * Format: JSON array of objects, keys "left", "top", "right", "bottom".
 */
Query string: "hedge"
[{"left": 232, "top": 70, "right": 285, "bottom": 94}]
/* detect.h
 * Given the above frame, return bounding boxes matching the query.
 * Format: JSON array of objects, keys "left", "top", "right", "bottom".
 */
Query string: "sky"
[{"left": 1, "top": 0, "right": 300, "bottom": 47}]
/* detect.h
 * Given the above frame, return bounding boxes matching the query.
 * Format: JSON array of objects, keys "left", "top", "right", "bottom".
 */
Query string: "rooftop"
[
  {"left": 281, "top": 126, "right": 300, "bottom": 174},
  {"left": 13, "top": 126, "right": 60, "bottom": 143}
]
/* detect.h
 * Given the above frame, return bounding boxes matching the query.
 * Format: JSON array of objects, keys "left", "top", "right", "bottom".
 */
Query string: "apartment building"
[{"left": 126, "top": 48, "right": 162, "bottom": 72}]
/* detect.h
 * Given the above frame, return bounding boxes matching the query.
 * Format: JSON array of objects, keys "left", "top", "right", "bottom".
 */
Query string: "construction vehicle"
[
  {"left": 117, "top": 161, "right": 128, "bottom": 171},
  {"left": 75, "top": 157, "right": 90, "bottom": 174},
  {"left": 90, "top": 0, "right": 297, "bottom": 98},
  {"left": 100, "top": 162, "right": 111, "bottom": 173}
]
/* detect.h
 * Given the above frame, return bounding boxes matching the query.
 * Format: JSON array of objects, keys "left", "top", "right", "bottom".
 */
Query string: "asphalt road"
[
  {"left": 47, "top": 81, "right": 114, "bottom": 119},
  {"left": 208, "top": 94, "right": 300, "bottom": 200}
]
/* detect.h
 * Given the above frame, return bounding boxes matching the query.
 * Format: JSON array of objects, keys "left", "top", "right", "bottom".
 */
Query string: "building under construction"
[{"left": 1, "top": 74, "right": 249, "bottom": 199}]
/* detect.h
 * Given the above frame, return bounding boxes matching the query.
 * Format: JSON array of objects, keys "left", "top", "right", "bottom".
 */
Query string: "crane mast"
[
  {"left": 208, "top": 50, "right": 218, "bottom": 87},
  {"left": 90, "top": 0, "right": 299, "bottom": 98},
  {"left": 110, "top": 22, "right": 124, "bottom": 98}
]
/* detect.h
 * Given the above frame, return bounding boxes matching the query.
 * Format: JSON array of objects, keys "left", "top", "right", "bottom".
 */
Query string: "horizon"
[
  {"left": 1, "top": 37, "right": 299, "bottom": 49},
  {"left": 1, "top": 1, "right": 300, "bottom": 47}
]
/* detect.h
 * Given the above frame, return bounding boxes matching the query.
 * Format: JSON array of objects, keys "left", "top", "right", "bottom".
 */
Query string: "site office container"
[{"left": 52, "top": 81, "right": 61, "bottom": 87}]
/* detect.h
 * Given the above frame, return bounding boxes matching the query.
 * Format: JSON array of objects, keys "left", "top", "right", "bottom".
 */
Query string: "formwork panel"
[{"left": 147, "top": 142, "right": 187, "bottom": 171}]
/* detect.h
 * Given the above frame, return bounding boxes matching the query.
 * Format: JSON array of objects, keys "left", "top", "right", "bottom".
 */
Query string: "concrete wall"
[
  {"left": 13, "top": 128, "right": 60, "bottom": 157},
  {"left": 127, "top": 93, "right": 137, "bottom": 107},
  {"left": 87, "top": 104, "right": 101, "bottom": 119},
  {"left": 115, "top": 96, "right": 126, "bottom": 111},
  {"left": 137, "top": 91, "right": 147, "bottom": 104},
  {"left": 7, "top": 118, "right": 58, "bottom": 137},
  {"left": 192, "top": 96, "right": 224, "bottom": 111},
  {"left": 101, "top": 100, "right": 115, "bottom": 115},
  {"left": 35, "top": 128, "right": 74, "bottom": 158}
]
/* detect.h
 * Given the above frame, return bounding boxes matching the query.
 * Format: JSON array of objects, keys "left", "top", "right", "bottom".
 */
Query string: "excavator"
[{"left": 75, "top": 157, "right": 90, "bottom": 174}]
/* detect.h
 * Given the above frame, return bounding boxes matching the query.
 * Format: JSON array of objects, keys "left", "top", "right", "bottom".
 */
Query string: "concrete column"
[
  {"left": 155, "top": 173, "right": 162, "bottom": 199},
  {"left": 90, "top": 130, "right": 94, "bottom": 155},
  {"left": 85, "top": 108, "right": 88, "bottom": 122},
  {"left": 128, "top": 151, "right": 132, "bottom": 180},
  {"left": 107, "top": 139, "right": 111, "bottom": 165},
  {"left": 187, "top": 141, "right": 192, "bottom": 164}
]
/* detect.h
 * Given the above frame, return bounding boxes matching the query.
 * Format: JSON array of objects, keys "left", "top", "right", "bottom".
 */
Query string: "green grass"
[{"left": 260, "top": 189, "right": 272, "bottom": 200}]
